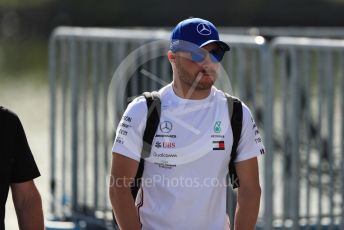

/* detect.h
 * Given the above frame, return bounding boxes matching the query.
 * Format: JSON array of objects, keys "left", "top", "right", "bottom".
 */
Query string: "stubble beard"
[{"left": 177, "top": 64, "right": 217, "bottom": 92}]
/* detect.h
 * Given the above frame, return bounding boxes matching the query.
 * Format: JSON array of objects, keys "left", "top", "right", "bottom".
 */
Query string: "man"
[
  {"left": 0, "top": 106, "right": 44, "bottom": 230},
  {"left": 109, "top": 18, "right": 264, "bottom": 230}
]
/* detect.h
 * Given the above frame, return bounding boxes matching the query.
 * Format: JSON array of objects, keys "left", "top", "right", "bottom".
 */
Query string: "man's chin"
[{"left": 196, "top": 79, "right": 215, "bottom": 90}]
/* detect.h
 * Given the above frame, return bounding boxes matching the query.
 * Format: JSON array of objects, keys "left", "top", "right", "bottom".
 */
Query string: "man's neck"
[{"left": 172, "top": 81, "right": 212, "bottom": 100}]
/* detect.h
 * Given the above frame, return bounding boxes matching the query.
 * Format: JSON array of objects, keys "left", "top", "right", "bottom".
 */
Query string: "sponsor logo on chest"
[
  {"left": 155, "top": 120, "right": 177, "bottom": 138},
  {"left": 213, "top": 141, "right": 225, "bottom": 150},
  {"left": 155, "top": 141, "right": 176, "bottom": 149},
  {"left": 214, "top": 121, "right": 222, "bottom": 133},
  {"left": 211, "top": 120, "right": 226, "bottom": 144}
]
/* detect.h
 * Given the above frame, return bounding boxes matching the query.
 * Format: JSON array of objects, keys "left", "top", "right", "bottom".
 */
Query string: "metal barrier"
[
  {"left": 49, "top": 27, "right": 344, "bottom": 229},
  {"left": 221, "top": 27, "right": 344, "bottom": 39},
  {"left": 264, "top": 37, "right": 344, "bottom": 230}
]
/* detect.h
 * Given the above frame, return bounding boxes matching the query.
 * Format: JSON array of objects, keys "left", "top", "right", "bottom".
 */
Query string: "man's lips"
[{"left": 200, "top": 70, "right": 216, "bottom": 77}]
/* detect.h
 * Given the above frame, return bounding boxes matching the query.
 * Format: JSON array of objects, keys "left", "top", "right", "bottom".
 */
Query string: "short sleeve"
[
  {"left": 235, "top": 103, "right": 265, "bottom": 162},
  {"left": 10, "top": 113, "right": 41, "bottom": 183},
  {"left": 112, "top": 97, "right": 148, "bottom": 162}
]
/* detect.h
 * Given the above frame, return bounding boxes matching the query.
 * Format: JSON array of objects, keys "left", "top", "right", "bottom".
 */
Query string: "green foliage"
[{"left": 0, "top": 39, "right": 47, "bottom": 81}]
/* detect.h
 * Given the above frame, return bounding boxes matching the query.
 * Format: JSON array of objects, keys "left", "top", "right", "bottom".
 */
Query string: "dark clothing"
[{"left": 0, "top": 106, "right": 40, "bottom": 230}]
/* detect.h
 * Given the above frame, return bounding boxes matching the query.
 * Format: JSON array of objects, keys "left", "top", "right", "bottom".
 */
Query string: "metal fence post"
[
  {"left": 70, "top": 36, "right": 79, "bottom": 212},
  {"left": 49, "top": 32, "right": 57, "bottom": 215},
  {"left": 262, "top": 42, "right": 274, "bottom": 230},
  {"left": 290, "top": 48, "right": 300, "bottom": 230}
]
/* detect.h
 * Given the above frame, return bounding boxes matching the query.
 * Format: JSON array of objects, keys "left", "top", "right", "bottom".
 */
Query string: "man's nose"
[{"left": 201, "top": 54, "right": 217, "bottom": 69}]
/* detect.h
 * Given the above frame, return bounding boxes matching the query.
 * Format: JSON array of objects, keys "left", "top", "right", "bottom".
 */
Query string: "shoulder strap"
[
  {"left": 225, "top": 93, "right": 243, "bottom": 189},
  {"left": 141, "top": 91, "right": 161, "bottom": 158},
  {"left": 131, "top": 91, "right": 161, "bottom": 198}
]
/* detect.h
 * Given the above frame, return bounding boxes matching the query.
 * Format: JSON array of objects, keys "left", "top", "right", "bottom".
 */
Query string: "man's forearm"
[
  {"left": 109, "top": 186, "right": 141, "bottom": 230},
  {"left": 15, "top": 192, "right": 44, "bottom": 230},
  {"left": 234, "top": 186, "right": 261, "bottom": 230}
]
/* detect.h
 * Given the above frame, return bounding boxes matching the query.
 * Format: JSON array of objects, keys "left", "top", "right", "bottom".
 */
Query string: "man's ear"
[{"left": 168, "top": 51, "right": 176, "bottom": 63}]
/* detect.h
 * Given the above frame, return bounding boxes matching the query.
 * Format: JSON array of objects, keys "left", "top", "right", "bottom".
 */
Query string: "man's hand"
[
  {"left": 234, "top": 157, "right": 261, "bottom": 230},
  {"left": 109, "top": 153, "right": 141, "bottom": 230},
  {"left": 11, "top": 180, "right": 44, "bottom": 230}
]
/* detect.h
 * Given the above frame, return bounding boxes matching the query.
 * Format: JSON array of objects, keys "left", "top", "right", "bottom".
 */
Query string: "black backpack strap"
[
  {"left": 141, "top": 91, "right": 161, "bottom": 158},
  {"left": 131, "top": 91, "right": 161, "bottom": 198},
  {"left": 225, "top": 93, "right": 243, "bottom": 189}
]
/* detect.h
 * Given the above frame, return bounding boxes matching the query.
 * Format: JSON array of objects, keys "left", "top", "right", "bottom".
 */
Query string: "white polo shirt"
[{"left": 112, "top": 84, "right": 265, "bottom": 230}]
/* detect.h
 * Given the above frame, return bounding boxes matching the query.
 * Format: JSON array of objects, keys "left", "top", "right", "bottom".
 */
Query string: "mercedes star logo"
[
  {"left": 159, "top": 121, "right": 173, "bottom": 133},
  {"left": 196, "top": 23, "right": 212, "bottom": 36},
  {"left": 155, "top": 141, "right": 162, "bottom": 148}
]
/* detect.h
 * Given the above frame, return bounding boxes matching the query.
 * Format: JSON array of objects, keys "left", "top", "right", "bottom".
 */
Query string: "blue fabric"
[{"left": 170, "top": 18, "right": 230, "bottom": 52}]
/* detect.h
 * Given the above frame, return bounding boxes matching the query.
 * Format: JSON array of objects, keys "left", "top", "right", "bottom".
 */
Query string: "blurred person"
[
  {"left": 0, "top": 106, "right": 44, "bottom": 230},
  {"left": 109, "top": 18, "right": 264, "bottom": 230}
]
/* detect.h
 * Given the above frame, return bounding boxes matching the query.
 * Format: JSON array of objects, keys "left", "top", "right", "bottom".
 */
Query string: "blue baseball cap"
[{"left": 170, "top": 18, "right": 230, "bottom": 52}]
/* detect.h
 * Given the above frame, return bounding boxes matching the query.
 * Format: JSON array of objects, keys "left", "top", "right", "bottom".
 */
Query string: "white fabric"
[{"left": 112, "top": 83, "right": 265, "bottom": 230}]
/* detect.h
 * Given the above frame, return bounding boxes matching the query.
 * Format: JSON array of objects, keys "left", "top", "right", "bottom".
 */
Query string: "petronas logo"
[{"left": 214, "top": 121, "right": 221, "bottom": 133}]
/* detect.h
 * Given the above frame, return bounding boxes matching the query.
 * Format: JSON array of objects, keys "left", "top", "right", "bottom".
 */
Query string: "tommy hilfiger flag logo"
[{"left": 213, "top": 141, "right": 225, "bottom": 150}]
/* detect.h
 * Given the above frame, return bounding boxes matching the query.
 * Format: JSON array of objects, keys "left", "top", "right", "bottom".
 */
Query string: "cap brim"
[{"left": 200, "top": 40, "right": 230, "bottom": 51}]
